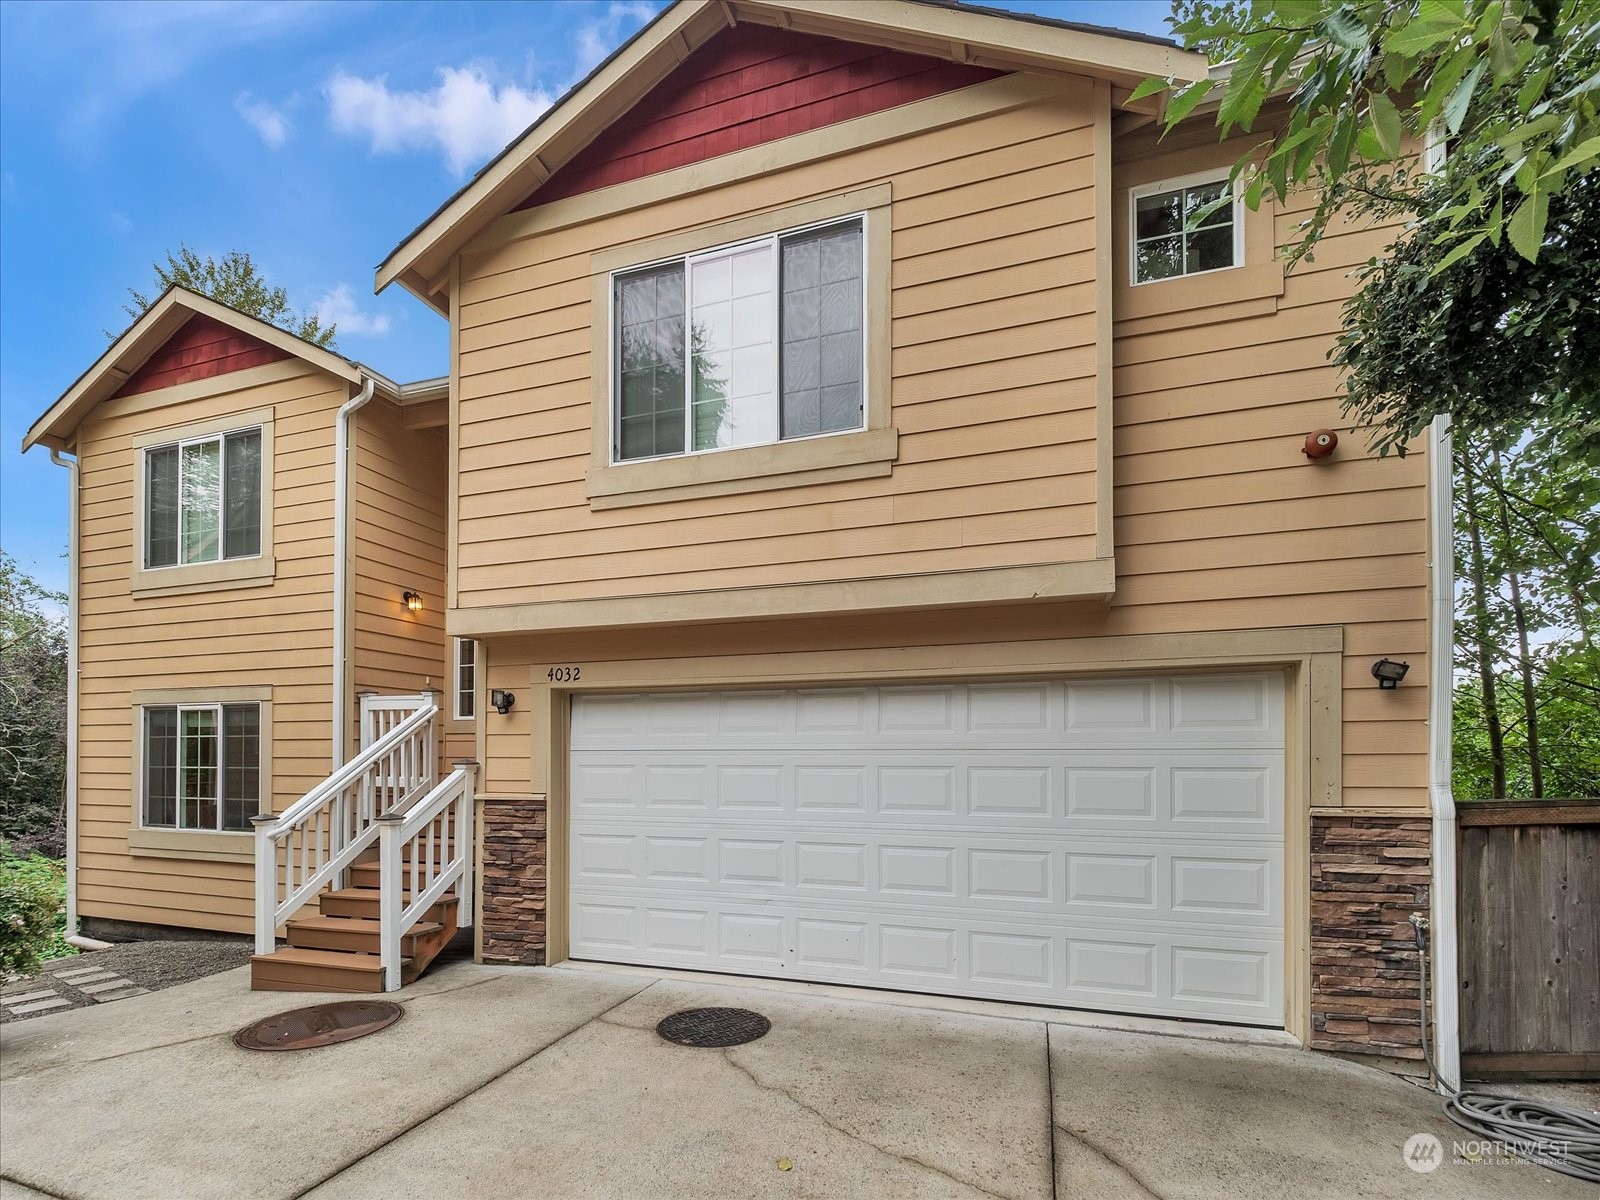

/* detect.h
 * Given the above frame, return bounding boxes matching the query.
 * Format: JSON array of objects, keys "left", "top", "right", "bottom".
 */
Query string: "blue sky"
[{"left": 0, "top": 0, "right": 1173, "bottom": 593}]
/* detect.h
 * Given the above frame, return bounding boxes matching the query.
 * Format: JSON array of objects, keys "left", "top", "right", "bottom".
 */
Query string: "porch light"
[
  {"left": 402, "top": 590, "right": 423, "bottom": 614},
  {"left": 1371, "top": 658, "right": 1409, "bottom": 689},
  {"left": 491, "top": 689, "right": 516, "bottom": 715}
]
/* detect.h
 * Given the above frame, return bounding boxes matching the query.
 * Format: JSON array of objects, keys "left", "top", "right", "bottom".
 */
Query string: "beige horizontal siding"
[
  {"left": 453, "top": 84, "right": 1104, "bottom": 611},
  {"left": 72, "top": 363, "right": 348, "bottom": 935},
  {"left": 457, "top": 93, "right": 1430, "bottom": 815}
]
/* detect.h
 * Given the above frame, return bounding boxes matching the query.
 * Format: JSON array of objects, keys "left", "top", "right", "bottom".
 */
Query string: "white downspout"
[
  {"left": 1427, "top": 412, "right": 1461, "bottom": 1091},
  {"left": 332, "top": 377, "right": 376, "bottom": 768},
  {"left": 49, "top": 449, "right": 79, "bottom": 938},
  {"left": 1421, "top": 123, "right": 1460, "bottom": 1092}
]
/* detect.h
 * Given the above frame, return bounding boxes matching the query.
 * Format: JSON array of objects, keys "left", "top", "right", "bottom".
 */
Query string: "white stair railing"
[
  {"left": 377, "top": 761, "right": 476, "bottom": 990},
  {"left": 252, "top": 696, "right": 438, "bottom": 955}
]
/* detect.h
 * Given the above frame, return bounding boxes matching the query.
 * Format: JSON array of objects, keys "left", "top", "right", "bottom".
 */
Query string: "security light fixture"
[
  {"left": 1371, "top": 658, "right": 1410, "bottom": 689},
  {"left": 491, "top": 689, "right": 516, "bottom": 715},
  {"left": 402, "top": 590, "right": 423, "bottom": 614}
]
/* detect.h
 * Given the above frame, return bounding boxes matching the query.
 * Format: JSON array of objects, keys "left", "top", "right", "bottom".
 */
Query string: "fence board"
[{"left": 1458, "top": 799, "right": 1600, "bottom": 1078}]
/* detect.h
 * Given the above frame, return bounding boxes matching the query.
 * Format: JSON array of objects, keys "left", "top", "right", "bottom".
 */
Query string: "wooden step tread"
[
  {"left": 253, "top": 946, "right": 411, "bottom": 973},
  {"left": 287, "top": 915, "right": 444, "bottom": 937},
  {"left": 324, "top": 887, "right": 458, "bottom": 904}
]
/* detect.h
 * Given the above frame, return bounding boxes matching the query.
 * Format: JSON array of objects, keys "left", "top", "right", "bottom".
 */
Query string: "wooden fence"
[{"left": 1457, "top": 799, "right": 1600, "bottom": 1078}]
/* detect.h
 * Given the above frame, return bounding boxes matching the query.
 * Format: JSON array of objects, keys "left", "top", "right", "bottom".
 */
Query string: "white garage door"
[{"left": 568, "top": 673, "right": 1285, "bottom": 1025}]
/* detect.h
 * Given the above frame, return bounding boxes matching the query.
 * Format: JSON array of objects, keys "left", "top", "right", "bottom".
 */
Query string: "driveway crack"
[
  {"left": 1050, "top": 1121, "right": 1166, "bottom": 1200},
  {"left": 719, "top": 1049, "right": 1017, "bottom": 1200}
]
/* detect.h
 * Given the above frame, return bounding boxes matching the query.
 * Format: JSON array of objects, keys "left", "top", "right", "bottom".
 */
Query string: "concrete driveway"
[{"left": 0, "top": 960, "right": 1589, "bottom": 1200}]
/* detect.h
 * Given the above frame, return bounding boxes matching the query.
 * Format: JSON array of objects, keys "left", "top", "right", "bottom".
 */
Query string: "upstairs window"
[
  {"left": 145, "top": 427, "right": 262, "bottom": 568},
  {"left": 613, "top": 215, "right": 866, "bottom": 462},
  {"left": 1131, "top": 173, "right": 1240, "bottom": 284},
  {"left": 143, "top": 702, "right": 260, "bottom": 832}
]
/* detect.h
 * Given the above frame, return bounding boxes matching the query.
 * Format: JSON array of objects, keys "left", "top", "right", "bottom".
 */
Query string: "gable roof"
[
  {"left": 375, "top": 0, "right": 1209, "bottom": 313},
  {"left": 22, "top": 287, "right": 410, "bottom": 453}
]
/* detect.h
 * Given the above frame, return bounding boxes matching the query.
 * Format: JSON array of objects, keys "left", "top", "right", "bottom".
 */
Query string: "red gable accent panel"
[
  {"left": 519, "top": 25, "right": 1003, "bottom": 209},
  {"left": 113, "top": 314, "right": 292, "bottom": 398}
]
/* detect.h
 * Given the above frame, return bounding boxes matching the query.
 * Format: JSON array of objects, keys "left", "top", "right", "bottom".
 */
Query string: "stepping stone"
[
  {"left": 7, "top": 998, "right": 71, "bottom": 1014},
  {"left": 78, "top": 979, "right": 134, "bottom": 995},
  {"left": 3, "top": 990, "right": 58, "bottom": 1005},
  {"left": 60, "top": 972, "right": 119, "bottom": 986},
  {"left": 54, "top": 967, "right": 106, "bottom": 980},
  {"left": 86, "top": 986, "right": 148, "bottom": 1002}
]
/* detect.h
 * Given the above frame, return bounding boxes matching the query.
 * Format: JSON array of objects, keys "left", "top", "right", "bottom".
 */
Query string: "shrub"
[{"left": 0, "top": 844, "right": 74, "bottom": 978}]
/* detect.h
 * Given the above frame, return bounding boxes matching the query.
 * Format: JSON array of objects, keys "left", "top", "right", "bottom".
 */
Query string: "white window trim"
[
  {"left": 453, "top": 637, "right": 477, "bottom": 721},
  {"left": 1128, "top": 168, "right": 1245, "bottom": 287},
  {"left": 130, "top": 408, "right": 276, "bottom": 597},
  {"left": 128, "top": 686, "right": 271, "bottom": 861},
  {"left": 607, "top": 211, "right": 870, "bottom": 468}
]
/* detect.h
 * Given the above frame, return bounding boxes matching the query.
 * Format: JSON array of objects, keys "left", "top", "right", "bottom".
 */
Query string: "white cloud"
[
  {"left": 572, "top": 2, "right": 657, "bottom": 81},
  {"left": 235, "top": 92, "right": 291, "bottom": 148},
  {"left": 326, "top": 66, "right": 553, "bottom": 176},
  {"left": 109, "top": 212, "right": 133, "bottom": 234},
  {"left": 314, "top": 284, "right": 392, "bottom": 337}
]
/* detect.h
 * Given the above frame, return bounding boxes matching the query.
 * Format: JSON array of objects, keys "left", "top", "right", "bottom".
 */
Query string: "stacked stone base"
[
  {"left": 1309, "top": 815, "right": 1431, "bottom": 1057},
  {"left": 479, "top": 798, "right": 548, "bottom": 965}
]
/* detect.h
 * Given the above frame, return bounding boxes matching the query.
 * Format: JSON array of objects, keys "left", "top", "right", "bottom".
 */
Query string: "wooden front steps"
[{"left": 250, "top": 883, "right": 459, "bottom": 993}]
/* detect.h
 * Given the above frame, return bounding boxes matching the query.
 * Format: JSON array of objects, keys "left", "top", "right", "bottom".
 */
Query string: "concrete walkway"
[{"left": 0, "top": 960, "right": 1589, "bottom": 1199}]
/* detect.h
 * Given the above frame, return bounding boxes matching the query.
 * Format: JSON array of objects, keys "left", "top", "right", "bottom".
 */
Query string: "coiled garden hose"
[{"left": 1410, "top": 912, "right": 1600, "bottom": 1183}]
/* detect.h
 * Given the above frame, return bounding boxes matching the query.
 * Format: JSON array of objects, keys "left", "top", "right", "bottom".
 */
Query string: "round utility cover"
[
  {"left": 656, "top": 1007, "right": 771, "bottom": 1048},
  {"left": 234, "top": 1000, "right": 403, "bottom": 1051}
]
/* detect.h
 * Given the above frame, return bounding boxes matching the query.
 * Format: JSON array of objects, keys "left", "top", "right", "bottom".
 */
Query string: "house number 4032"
[{"left": 546, "top": 666, "right": 582, "bottom": 682}]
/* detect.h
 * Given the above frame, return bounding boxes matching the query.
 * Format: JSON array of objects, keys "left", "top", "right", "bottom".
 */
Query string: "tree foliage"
[
  {"left": 0, "top": 553, "right": 67, "bottom": 857},
  {"left": 1453, "top": 423, "right": 1600, "bottom": 799},
  {"left": 1142, "top": 0, "right": 1600, "bottom": 452},
  {"left": 123, "top": 245, "right": 336, "bottom": 348},
  {"left": 1334, "top": 171, "right": 1600, "bottom": 456}
]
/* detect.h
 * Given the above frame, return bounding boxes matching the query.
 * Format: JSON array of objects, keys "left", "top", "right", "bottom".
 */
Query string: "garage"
[{"left": 567, "top": 672, "right": 1285, "bottom": 1025}]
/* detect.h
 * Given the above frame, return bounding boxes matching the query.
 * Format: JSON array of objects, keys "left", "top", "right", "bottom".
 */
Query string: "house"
[{"left": 21, "top": 0, "right": 1458, "bottom": 1074}]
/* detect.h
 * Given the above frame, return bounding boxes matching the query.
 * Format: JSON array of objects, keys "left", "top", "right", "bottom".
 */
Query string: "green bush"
[{"left": 0, "top": 844, "right": 74, "bottom": 978}]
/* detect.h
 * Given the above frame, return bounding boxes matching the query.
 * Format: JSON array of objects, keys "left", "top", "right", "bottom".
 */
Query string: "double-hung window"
[
  {"left": 144, "top": 427, "right": 262, "bottom": 569},
  {"left": 1130, "top": 173, "right": 1240, "bottom": 285},
  {"left": 613, "top": 215, "right": 866, "bottom": 462},
  {"left": 142, "top": 703, "right": 260, "bottom": 832}
]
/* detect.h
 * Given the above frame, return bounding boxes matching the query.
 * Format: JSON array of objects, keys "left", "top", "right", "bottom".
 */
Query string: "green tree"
[
  {"left": 1139, "top": 0, "right": 1600, "bottom": 453},
  {"left": 1452, "top": 424, "right": 1600, "bottom": 799},
  {"left": 0, "top": 552, "right": 67, "bottom": 856},
  {"left": 123, "top": 245, "right": 336, "bottom": 348}
]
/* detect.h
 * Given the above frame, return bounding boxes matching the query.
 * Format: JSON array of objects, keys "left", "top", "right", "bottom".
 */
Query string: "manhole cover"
[
  {"left": 234, "top": 1000, "right": 403, "bottom": 1051},
  {"left": 656, "top": 1007, "right": 771, "bottom": 1047}
]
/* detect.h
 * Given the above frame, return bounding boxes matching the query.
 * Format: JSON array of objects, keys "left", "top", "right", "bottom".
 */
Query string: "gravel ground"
[{"left": 1, "top": 939, "right": 253, "bottom": 1023}]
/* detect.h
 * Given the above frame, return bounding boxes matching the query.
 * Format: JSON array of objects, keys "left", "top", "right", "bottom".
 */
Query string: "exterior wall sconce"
[
  {"left": 1371, "top": 658, "right": 1410, "bottom": 689},
  {"left": 402, "top": 590, "right": 423, "bottom": 614},
  {"left": 491, "top": 689, "right": 516, "bottom": 714}
]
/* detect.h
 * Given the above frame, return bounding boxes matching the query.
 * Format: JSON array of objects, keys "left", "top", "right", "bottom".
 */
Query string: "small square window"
[{"left": 1131, "top": 176, "right": 1239, "bottom": 285}]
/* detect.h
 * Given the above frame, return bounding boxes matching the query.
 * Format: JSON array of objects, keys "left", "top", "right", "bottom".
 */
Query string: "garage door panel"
[
  {"left": 568, "top": 888, "right": 1284, "bottom": 1023},
  {"left": 569, "top": 675, "right": 1286, "bottom": 1025},
  {"left": 572, "top": 828, "right": 1281, "bottom": 930},
  {"left": 570, "top": 749, "right": 1283, "bottom": 835},
  {"left": 569, "top": 677, "right": 1285, "bottom": 753}
]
